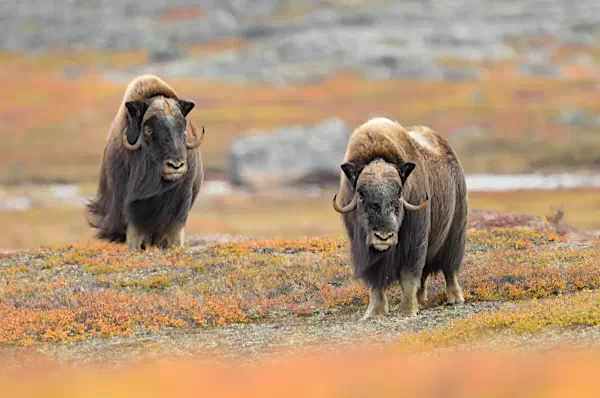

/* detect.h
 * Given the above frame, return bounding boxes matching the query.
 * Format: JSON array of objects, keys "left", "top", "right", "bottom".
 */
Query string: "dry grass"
[
  {"left": 0, "top": 229, "right": 598, "bottom": 346},
  {"left": 399, "top": 290, "right": 600, "bottom": 350},
  {"left": 468, "top": 188, "right": 600, "bottom": 231},
  {"left": 0, "top": 207, "right": 94, "bottom": 250},
  {"left": 0, "top": 187, "right": 598, "bottom": 250}
]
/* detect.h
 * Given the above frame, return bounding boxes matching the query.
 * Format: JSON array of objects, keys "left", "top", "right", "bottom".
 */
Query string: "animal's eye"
[
  {"left": 144, "top": 126, "right": 153, "bottom": 136},
  {"left": 358, "top": 193, "right": 364, "bottom": 201}
]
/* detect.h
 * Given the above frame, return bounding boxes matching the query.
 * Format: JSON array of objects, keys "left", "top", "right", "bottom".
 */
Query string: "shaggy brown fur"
[
  {"left": 335, "top": 118, "right": 468, "bottom": 318},
  {"left": 87, "top": 75, "right": 204, "bottom": 250}
]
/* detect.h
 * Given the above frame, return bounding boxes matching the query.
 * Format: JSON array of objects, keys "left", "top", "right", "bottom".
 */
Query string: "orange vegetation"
[
  {"left": 1, "top": 230, "right": 598, "bottom": 346},
  {"left": 1, "top": 51, "right": 599, "bottom": 182},
  {"left": 1, "top": 348, "right": 600, "bottom": 397}
]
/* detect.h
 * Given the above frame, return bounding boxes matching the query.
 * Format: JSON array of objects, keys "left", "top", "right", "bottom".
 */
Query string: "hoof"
[
  {"left": 361, "top": 309, "right": 386, "bottom": 321},
  {"left": 446, "top": 297, "right": 465, "bottom": 306},
  {"left": 399, "top": 308, "right": 418, "bottom": 317}
]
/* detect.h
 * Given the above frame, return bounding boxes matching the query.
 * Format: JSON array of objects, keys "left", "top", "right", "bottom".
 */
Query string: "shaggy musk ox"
[
  {"left": 87, "top": 74, "right": 205, "bottom": 251},
  {"left": 333, "top": 118, "right": 467, "bottom": 319}
]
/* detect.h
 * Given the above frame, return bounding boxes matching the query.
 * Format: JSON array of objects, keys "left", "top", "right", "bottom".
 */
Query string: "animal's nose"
[
  {"left": 166, "top": 160, "right": 185, "bottom": 170},
  {"left": 374, "top": 232, "right": 394, "bottom": 241}
]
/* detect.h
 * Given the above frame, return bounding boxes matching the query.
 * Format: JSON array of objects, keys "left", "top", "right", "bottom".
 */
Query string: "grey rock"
[
  {"left": 441, "top": 67, "right": 482, "bottom": 81},
  {"left": 229, "top": 118, "right": 351, "bottom": 187},
  {"left": 558, "top": 108, "right": 600, "bottom": 128},
  {"left": 517, "top": 62, "right": 562, "bottom": 77},
  {"left": 150, "top": 46, "right": 183, "bottom": 63}
]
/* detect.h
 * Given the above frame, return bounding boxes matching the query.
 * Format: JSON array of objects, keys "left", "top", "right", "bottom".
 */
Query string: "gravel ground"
[
  {"left": 1, "top": 228, "right": 598, "bottom": 367},
  {"left": 4, "top": 301, "right": 500, "bottom": 366},
  {"left": 4, "top": 299, "right": 599, "bottom": 367}
]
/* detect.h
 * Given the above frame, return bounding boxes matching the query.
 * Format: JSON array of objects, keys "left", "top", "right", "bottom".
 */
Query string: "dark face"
[
  {"left": 342, "top": 160, "right": 415, "bottom": 251},
  {"left": 125, "top": 98, "right": 195, "bottom": 182},
  {"left": 357, "top": 181, "right": 403, "bottom": 251}
]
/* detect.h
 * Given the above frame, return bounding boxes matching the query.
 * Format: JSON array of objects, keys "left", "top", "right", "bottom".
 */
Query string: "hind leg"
[
  {"left": 416, "top": 272, "right": 429, "bottom": 308},
  {"left": 439, "top": 242, "right": 466, "bottom": 306},
  {"left": 444, "top": 271, "right": 464, "bottom": 305},
  {"left": 432, "top": 209, "right": 467, "bottom": 306},
  {"left": 126, "top": 225, "right": 149, "bottom": 251},
  {"left": 159, "top": 223, "right": 185, "bottom": 249},
  {"left": 441, "top": 222, "right": 466, "bottom": 305},
  {"left": 440, "top": 227, "right": 467, "bottom": 306}
]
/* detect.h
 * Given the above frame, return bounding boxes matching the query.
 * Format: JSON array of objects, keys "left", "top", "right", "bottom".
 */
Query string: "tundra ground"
[{"left": 1, "top": 223, "right": 599, "bottom": 367}]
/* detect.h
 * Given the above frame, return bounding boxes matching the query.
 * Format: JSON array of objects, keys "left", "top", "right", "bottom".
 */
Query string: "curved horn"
[
  {"left": 186, "top": 125, "right": 205, "bottom": 149},
  {"left": 402, "top": 193, "right": 429, "bottom": 212},
  {"left": 123, "top": 131, "right": 142, "bottom": 151},
  {"left": 332, "top": 193, "right": 358, "bottom": 214}
]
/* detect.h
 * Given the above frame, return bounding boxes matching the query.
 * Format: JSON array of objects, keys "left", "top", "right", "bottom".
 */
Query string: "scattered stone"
[
  {"left": 558, "top": 108, "right": 600, "bottom": 128},
  {"left": 517, "top": 62, "right": 562, "bottom": 77},
  {"left": 150, "top": 46, "right": 183, "bottom": 63}
]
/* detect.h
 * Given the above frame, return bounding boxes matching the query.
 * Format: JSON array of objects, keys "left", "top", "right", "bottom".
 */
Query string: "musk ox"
[
  {"left": 87, "top": 74, "right": 205, "bottom": 251},
  {"left": 333, "top": 118, "right": 467, "bottom": 319}
]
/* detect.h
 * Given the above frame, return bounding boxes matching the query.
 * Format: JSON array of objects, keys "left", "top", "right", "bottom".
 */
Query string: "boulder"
[{"left": 229, "top": 118, "right": 351, "bottom": 187}]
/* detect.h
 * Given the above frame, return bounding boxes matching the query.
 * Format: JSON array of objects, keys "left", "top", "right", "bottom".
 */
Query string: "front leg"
[
  {"left": 126, "top": 224, "right": 148, "bottom": 252},
  {"left": 399, "top": 269, "right": 421, "bottom": 317},
  {"left": 161, "top": 223, "right": 185, "bottom": 249},
  {"left": 362, "top": 286, "right": 388, "bottom": 320}
]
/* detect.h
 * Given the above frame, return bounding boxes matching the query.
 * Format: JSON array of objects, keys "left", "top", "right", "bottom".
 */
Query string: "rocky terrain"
[
  {"left": 1, "top": 214, "right": 599, "bottom": 366},
  {"left": 3, "top": 0, "right": 599, "bottom": 84}
]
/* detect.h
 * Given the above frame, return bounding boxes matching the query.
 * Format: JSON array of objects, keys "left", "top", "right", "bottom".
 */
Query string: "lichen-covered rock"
[{"left": 229, "top": 118, "right": 351, "bottom": 187}]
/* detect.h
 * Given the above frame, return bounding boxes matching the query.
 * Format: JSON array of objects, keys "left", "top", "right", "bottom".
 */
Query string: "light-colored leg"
[
  {"left": 445, "top": 273, "right": 465, "bottom": 305},
  {"left": 399, "top": 270, "right": 420, "bottom": 317},
  {"left": 417, "top": 274, "right": 429, "bottom": 309},
  {"left": 126, "top": 225, "right": 148, "bottom": 252},
  {"left": 361, "top": 286, "right": 388, "bottom": 320},
  {"left": 163, "top": 224, "right": 185, "bottom": 249}
]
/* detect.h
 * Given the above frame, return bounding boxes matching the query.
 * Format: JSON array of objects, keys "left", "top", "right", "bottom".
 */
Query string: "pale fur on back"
[
  {"left": 342, "top": 117, "right": 445, "bottom": 177},
  {"left": 406, "top": 126, "right": 442, "bottom": 155}
]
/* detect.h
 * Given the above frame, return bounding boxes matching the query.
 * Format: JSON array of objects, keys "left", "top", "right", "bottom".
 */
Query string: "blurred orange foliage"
[{"left": 1, "top": 348, "right": 600, "bottom": 397}]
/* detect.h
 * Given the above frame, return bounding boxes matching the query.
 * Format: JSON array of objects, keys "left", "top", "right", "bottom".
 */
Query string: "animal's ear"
[
  {"left": 125, "top": 101, "right": 149, "bottom": 145},
  {"left": 178, "top": 100, "right": 195, "bottom": 117},
  {"left": 397, "top": 162, "right": 416, "bottom": 185},
  {"left": 341, "top": 162, "right": 358, "bottom": 187}
]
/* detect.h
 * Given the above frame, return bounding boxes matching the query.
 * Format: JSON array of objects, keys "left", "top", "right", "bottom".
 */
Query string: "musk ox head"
[
  {"left": 123, "top": 96, "right": 204, "bottom": 182},
  {"left": 333, "top": 159, "right": 429, "bottom": 251}
]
